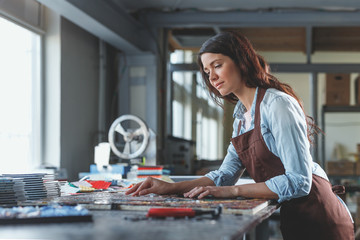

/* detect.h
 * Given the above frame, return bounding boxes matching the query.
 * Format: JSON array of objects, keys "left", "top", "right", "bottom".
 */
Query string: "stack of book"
[{"left": 137, "top": 166, "right": 163, "bottom": 179}]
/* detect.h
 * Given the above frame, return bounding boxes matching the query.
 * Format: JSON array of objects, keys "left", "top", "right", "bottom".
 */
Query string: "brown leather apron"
[{"left": 231, "top": 88, "right": 354, "bottom": 240}]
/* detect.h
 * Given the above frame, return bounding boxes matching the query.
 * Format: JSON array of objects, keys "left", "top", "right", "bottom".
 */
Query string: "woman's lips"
[{"left": 215, "top": 82, "right": 224, "bottom": 89}]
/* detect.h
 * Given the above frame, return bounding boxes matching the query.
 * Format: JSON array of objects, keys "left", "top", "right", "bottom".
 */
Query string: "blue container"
[{"left": 90, "top": 164, "right": 131, "bottom": 177}]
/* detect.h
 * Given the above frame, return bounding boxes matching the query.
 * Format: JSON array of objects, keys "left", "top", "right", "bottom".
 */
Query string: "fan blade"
[
  {"left": 124, "top": 142, "right": 131, "bottom": 155},
  {"left": 115, "top": 124, "right": 127, "bottom": 135}
]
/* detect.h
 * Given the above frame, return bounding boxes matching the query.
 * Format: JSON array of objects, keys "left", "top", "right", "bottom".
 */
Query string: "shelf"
[
  {"left": 321, "top": 106, "right": 360, "bottom": 169},
  {"left": 323, "top": 105, "right": 360, "bottom": 113},
  {"left": 328, "top": 175, "right": 360, "bottom": 178}
]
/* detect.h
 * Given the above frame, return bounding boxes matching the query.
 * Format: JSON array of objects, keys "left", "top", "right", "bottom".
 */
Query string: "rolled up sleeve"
[
  {"left": 262, "top": 94, "right": 312, "bottom": 202},
  {"left": 205, "top": 142, "right": 244, "bottom": 186},
  {"left": 265, "top": 173, "right": 311, "bottom": 202},
  {"left": 205, "top": 118, "right": 244, "bottom": 186}
]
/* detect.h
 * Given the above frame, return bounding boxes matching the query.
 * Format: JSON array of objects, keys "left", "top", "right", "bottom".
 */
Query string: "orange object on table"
[{"left": 86, "top": 180, "right": 111, "bottom": 190}]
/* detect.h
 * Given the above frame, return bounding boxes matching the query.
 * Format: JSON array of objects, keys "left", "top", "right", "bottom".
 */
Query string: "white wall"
[
  {"left": 43, "top": 8, "right": 127, "bottom": 180},
  {"left": 42, "top": 7, "right": 160, "bottom": 180},
  {"left": 60, "top": 17, "right": 99, "bottom": 181},
  {"left": 119, "top": 54, "right": 158, "bottom": 133},
  {"left": 43, "top": 7, "right": 60, "bottom": 168}
]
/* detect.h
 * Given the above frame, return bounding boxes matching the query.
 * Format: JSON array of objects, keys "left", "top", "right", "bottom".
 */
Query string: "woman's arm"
[
  {"left": 126, "top": 176, "right": 215, "bottom": 196},
  {"left": 184, "top": 182, "right": 278, "bottom": 199},
  {"left": 261, "top": 92, "right": 313, "bottom": 202},
  {"left": 235, "top": 182, "right": 278, "bottom": 199}
]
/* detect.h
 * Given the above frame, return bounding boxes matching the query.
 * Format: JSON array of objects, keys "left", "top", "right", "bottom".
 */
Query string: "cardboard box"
[
  {"left": 356, "top": 75, "right": 360, "bottom": 105},
  {"left": 356, "top": 200, "right": 360, "bottom": 228},
  {"left": 326, "top": 161, "right": 355, "bottom": 176},
  {"left": 326, "top": 73, "right": 350, "bottom": 106},
  {"left": 356, "top": 162, "right": 360, "bottom": 175}
]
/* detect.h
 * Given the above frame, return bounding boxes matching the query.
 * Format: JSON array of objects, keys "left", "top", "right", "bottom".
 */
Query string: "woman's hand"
[
  {"left": 125, "top": 177, "right": 174, "bottom": 196},
  {"left": 183, "top": 183, "right": 278, "bottom": 200},
  {"left": 183, "top": 186, "right": 238, "bottom": 199}
]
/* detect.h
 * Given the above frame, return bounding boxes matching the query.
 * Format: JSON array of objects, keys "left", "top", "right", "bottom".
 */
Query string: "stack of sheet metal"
[
  {"left": 0, "top": 173, "right": 60, "bottom": 205},
  {"left": 43, "top": 174, "right": 61, "bottom": 198},
  {"left": 0, "top": 177, "right": 25, "bottom": 205}
]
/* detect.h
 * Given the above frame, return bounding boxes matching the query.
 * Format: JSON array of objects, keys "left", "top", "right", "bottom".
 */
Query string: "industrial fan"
[{"left": 108, "top": 114, "right": 156, "bottom": 165}]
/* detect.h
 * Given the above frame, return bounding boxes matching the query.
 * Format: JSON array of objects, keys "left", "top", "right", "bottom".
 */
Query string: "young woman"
[{"left": 126, "top": 31, "right": 354, "bottom": 239}]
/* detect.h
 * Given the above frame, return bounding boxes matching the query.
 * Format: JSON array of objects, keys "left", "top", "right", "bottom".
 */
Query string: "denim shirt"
[{"left": 205, "top": 87, "right": 329, "bottom": 203}]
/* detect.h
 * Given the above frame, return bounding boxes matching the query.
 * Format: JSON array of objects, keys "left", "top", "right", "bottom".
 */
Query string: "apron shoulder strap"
[{"left": 332, "top": 185, "right": 345, "bottom": 195}]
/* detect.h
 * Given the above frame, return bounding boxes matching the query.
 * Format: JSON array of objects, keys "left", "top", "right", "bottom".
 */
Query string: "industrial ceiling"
[{"left": 38, "top": 0, "right": 360, "bottom": 54}]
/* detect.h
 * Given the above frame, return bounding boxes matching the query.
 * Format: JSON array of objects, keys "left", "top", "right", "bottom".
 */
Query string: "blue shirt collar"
[{"left": 233, "top": 87, "right": 258, "bottom": 119}]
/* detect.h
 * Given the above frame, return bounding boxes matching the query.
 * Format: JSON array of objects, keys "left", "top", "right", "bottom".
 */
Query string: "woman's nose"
[{"left": 209, "top": 71, "right": 217, "bottom": 81}]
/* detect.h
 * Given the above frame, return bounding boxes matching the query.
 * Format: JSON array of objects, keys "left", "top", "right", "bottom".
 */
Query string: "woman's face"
[{"left": 201, "top": 53, "right": 243, "bottom": 97}]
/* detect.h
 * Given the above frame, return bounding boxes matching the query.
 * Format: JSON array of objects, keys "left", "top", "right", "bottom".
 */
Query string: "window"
[
  {"left": 170, "top": 50, "right": 223, "bottom": 160},
  {"left": 0, "top": 17, "right": 41, "bottom": 173}
]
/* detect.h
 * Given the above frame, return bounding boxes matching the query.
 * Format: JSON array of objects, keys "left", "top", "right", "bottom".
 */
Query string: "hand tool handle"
[{"left": 147, "top": 208, "right": 195, "bottom": 218}]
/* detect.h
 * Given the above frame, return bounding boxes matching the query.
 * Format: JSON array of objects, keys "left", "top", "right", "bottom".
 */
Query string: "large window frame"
[
  {"left": 169, "top": 50, "right": 223, "bottom": 161},
  {"left": 0, "top": 11, "right": 43, "bottom": 173}
]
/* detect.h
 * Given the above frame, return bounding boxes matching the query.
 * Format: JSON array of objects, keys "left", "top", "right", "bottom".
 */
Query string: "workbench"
[{"left": 0, "top": 201, "right": 277, "bottom": 240}]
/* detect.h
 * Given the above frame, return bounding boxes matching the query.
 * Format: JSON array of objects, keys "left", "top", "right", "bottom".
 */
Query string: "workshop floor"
[{"left": 269, "top": 219, "right": 283, "bottom": 240}]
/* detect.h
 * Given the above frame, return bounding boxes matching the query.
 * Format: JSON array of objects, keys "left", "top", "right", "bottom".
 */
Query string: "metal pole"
[
  {"left": 309, "top": 72, "right": 319, "bottom": 163},
  {"left": 98, "top": 40, "right": 107, "bottom": 143}
]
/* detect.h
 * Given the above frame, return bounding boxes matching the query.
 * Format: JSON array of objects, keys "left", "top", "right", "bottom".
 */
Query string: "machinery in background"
[
  {"left": 164, "top": 136, "right": 195, "bottom": 175},
  {"left": 108, "top": 114, "right": 157, "bottom": 166},
  {"left": 80, "top": 115, "right": 157, "bottom": 180},
  {"left": 83, "top": 115, "right": 198, "bottom": 178}
]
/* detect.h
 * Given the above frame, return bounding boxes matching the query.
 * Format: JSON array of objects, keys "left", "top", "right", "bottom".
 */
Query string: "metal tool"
[{"left": 146, "top": 205, "right": 222, "bottom": 219}]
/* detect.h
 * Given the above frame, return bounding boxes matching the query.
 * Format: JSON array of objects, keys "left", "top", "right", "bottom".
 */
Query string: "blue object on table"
[
  {"left": 90, "top": 164, "right": 130, "bottom": 177},
  {"left": 0, "top": 205, "right": 92, "bottom": 224}
]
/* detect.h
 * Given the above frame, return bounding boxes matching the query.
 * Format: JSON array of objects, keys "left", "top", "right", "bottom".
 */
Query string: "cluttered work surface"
[{"left": 0, "top": 175, "right": 278, "bottom": 240}]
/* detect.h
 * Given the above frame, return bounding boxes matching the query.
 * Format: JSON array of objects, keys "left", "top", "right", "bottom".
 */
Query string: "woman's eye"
[{"left": 214, "top": 64, "right": 221, "bottom": 68}]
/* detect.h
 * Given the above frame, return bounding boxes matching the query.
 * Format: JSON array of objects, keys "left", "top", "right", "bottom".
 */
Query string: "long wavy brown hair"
[{"left": 197, "top": 30, "right": 320, "bottom": 144}]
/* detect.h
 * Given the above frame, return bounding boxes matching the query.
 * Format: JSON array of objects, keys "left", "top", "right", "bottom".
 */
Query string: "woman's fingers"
[
  {"left": 138, "top": 187, "right": 154, "bottom": 196},
  {"left": 197, "top": 189, "right": 211, "bottom": 199},
  {"left": 184, "top": 186, "right": 232, "bottom": 199},
  {"left": 125, "top": 177, "right": 171, "bottom": 196},
  {"left": 125, "top": 178, "right": 150, "bottom": 196},
  {"left": 183, "top": 187, "right": 197, "bottom": 198},
  {"left": 132, "top": 180, "right": 151, "bottom": 196},
  {"left": 184, "top": 186, "right": 209, "bottom": 198},
  {"left": 125, "top": 182, "right": 141, "bottom": 195}
]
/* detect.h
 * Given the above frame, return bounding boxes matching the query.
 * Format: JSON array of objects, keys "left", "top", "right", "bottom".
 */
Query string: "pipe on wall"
[{"left": 98, "top": 39, "right": 106, "bottom": 143}]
